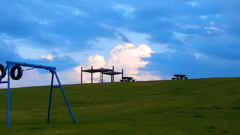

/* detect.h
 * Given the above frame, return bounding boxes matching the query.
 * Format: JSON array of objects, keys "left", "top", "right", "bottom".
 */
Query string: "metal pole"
[
  {"left": 112, "top": 66, "right": 114, "bottom": 82},
  {"left": 6, "top": 61, "right": 56, "bottom": 71},
  {"left": 99, "top": 72, "right": 100, "bottom": 83},
  {"left": 102, "top": 72, "right": 103, "bottom": 83},
  {"left": 122, "top": 69, "right": 124, "bottom": 78},
  {"left": 91, "top": 66, "right": 93, "bottom": 83},
  {"left": 47, "top": 72, "right": 54, "bottom": 122},
  {"left": 6, "top": 65, "right": 10, "bottom": 127},
  {"left": 54, "top": 72, "right": 76, "bottom": 123},
  {"left": 81, "top": 67, "right": 82, "bottom": 84},
  {"left": 101, "top": 67, "right": 103, "bottom": 83}
]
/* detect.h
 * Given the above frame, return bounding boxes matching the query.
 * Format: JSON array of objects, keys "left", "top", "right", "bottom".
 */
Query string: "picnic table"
[
  {"left": 172, "top": 74, "right": 188, "bottom": 80},
  {"left": 120, "top": 77, "right": 135, "bottom": 82}
]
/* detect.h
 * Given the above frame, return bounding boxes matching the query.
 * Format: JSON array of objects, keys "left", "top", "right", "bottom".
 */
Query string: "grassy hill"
[{"left": 0, "top": 78, "right": 240, "bottom": 134}]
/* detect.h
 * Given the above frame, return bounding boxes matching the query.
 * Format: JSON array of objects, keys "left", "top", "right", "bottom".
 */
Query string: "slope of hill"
[{"left": 0, "top": 78, "right": 240, "bottom": 134}]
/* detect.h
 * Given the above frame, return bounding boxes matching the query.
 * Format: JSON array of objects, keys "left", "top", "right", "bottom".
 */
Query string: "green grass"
[{"left": 0, "top": 78, "right": 240, "bottom": 134}]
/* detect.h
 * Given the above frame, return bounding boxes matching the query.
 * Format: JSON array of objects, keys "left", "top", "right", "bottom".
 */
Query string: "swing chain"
[{"left": 22, "top": 67, "right": 35, "bottom": 71}]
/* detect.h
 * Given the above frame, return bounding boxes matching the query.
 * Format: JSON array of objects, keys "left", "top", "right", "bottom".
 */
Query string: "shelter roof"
[
  {"left": 173, "top": 74, "right": 186, "bottom": 77},
  {"left": 102, "top": 71, "right": 122, "bottom": 75},
  {"left": 82, "top": 68, "right": 113, "bottom": 73}
]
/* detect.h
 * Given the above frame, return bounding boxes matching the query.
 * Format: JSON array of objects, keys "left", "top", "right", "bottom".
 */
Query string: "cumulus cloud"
[
  {"left": 84, "top": 55, "right": 106, "bottom": 68},
  {"left": 106, "top": 43, "right": 153, "bottom": 75},
  {"left": 75, "top": 43, "right": 161, "bottom": 83},
  {"left": 41, "top": 55, "right": 54, "bottom": 60}
]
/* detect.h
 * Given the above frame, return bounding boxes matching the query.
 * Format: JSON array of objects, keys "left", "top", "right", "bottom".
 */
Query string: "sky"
[{"left": 1, "top": 0, "right": 240, "bottom": 87}]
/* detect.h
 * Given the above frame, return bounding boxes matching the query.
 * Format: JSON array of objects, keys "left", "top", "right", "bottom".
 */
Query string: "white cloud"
[
  {"left": 200, "top": 15, "right": 209, "bottom": 19},
  {"left": 205, "top": 26, "right": 217, "bottom": 30},
  {"left": 85, "top": 55, "right": 106, "bottom": 68},
  {"left": 172, "top": 31, "right": 188, "bottom": 42},
  {"left": 73, "top": 9, "right": 84, "bottom": 15},
  {"left": 41, "top": 55, "right": 54, "bottom": 60},
  {"left": 55, "top": 4, "right": 85, "bottom": 16},
  {"left": 106, "top": 43, "right": 152, "bottom": 71},
  {"left": 187, "top": 1, "right": 199, "bottom": 7},
  {"left": 114, "top": 4, "right": 134, "bottom": 17},
  {"left": 194, "top": 52, "right": 208, "bottom": 59}
]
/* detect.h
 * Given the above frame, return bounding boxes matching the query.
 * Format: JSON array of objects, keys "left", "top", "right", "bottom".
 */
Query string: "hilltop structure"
[{"left": 81, "top": 66, "right": 123, "bottom": 84}]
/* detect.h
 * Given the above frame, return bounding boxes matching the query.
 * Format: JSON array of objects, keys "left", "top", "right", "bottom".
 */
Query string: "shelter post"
[
  {"left": 101, "top": 67, "right": 103, "bottom": 83},
  {"left": 122, "top": 69, "right": 124, "bottom": 78},
  {"left": 112, "top": 66, "right": 114, "bottom": 82},
  {"left": 91, "top": 66, "right": 93, "bottom": 83},
  {"left": 81, "top": 67, "right": 82, "bottom": 84}
]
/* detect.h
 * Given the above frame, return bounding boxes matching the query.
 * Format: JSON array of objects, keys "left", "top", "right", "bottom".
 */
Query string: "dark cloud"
[
  {"left": 146, "top": 52, "right": 240, "bottom": 79},
  {"left": 0, "top": 0, "right": 124, "bottom": 52},
  {"left": 0, "top": 45, "right": 21, "bottom": 65},
  {"left": 189, "top": 35, "right": 240, "bottom": 61},
  {"left": 0, "top": 36, "right": 22, "bottom": 64},
  {"left": 0, "top": 37, "right": 77, "bottom": 72}
]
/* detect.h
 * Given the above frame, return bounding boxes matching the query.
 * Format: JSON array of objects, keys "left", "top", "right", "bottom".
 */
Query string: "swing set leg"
[{"left": 47, "top": 71, "right": 76, "bottom": 123}]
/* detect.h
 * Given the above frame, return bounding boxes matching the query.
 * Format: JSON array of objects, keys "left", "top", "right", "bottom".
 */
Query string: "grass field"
[{"left": 0, "top": 78, "right": 240, "bottom": 134}]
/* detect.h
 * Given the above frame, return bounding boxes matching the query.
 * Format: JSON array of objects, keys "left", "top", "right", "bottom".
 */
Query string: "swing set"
[{"left": 0, "top": 61, "right": 76, "bottom": 127}]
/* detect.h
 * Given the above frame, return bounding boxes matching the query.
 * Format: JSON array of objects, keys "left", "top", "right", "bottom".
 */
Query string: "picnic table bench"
[
  {"left": 172, "top": 74, "right": 188, "bottom": 80},
  {"left": 120, "top": 77, "right": 135, "bottom": 82}
]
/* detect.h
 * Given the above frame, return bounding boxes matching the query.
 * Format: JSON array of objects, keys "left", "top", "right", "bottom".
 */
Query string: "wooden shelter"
[{"left": 81, "top": 66, "right": 123, "bottom": 84}]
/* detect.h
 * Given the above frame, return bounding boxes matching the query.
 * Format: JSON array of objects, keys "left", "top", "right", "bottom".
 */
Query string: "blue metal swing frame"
[{"left": 0, "top": 61, "right": 76, "bottom": 127}]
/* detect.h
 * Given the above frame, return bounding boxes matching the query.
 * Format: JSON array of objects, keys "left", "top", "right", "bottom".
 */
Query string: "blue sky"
[{"left": 1, "top": 0, "right": 240, "bottom": 87}]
